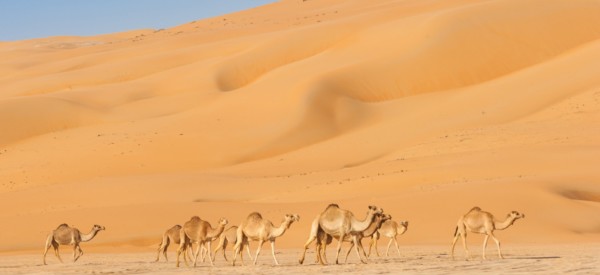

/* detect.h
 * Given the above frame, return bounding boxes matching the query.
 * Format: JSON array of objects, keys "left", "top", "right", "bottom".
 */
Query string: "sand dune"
[{"left": 1, "top": 0, "right": 599, "bottom": 269}]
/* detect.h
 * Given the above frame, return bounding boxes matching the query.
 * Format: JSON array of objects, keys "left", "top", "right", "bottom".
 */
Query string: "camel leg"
[
  {"left": 344, "top": 242, "right": 354, "bottom": 264},
  {"left": 461, "top": 233, "right": 470, "bottom": 260},
  {"left": 299, "top": 217, "right": 319, "bottom": 264},
  {"left": 321, "top": 242, "right": 329, "bottom": 265},
  {"left": 393, "top": 236, "right": 401, "bottom": 256},
  {"left": 192, "top": 242, "right": 201, "bottom": 267},
  {"left": 375, "top": 238, "right": 380, "bottom": 257},
  {"left": 43, "top": 235, "right": 53, "bottom": 265},
  {"left": 367, "top": 237, "right": 375, "bottom": 258},
  {"left": 385, "top": 238, "right": 393, "bottom": 257},
  {"left": 482, "top": 234, "right": 489, "bottom": 260},
  {"left": 270, "top": 241, "right": 279, "bottom": 265},
  {"left": 53, "top": 242, "right": 63, "bottom": 263},
  {"left": 245, "top": 240, "right": 253, "bottom": 262},
  {"left": 214, "top": 238, "right": 226, "bottom": 262},
  {"left": 156, "top": 236, "right": 169, "bottom": 262},
  {"left": 239, "top": 240, "right": 245, "bottom": 265},
  {"left": 354, "top": 237, "right": 367, "bottom": 264},
  {"left": 253, "top": 240, "right": 264, "bottom": 265},
  {"left": 334, "top": 234, "right": 345, "bottom": 265},
  {"left": 77, "top": 244, "right": 83, "bottom": 259},
  {"left": 199, "top": 244, "right": 205, "bottom": 263},
  {"left": 72, "top": 245, "right": 78, "bottom": 262},
  {"left": 490, "top": 233, "right": 503, "bottom": 259},
  {"left": 176, "top": 232, "right": 189, "bottom": 267},
  {"left": 232, "top": 228, "right": 244, "bottom": 266},
  {"left": 207, "top": 241, "right": 215, "bottom": 266},
  {"left": 451, "top": 234, "right": 460, "bottom": 260}
]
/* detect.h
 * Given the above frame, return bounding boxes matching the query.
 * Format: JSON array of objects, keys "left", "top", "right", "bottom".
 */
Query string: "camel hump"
[
  {"left": 469, "top": 206, "right": 482, "bottom": 212},
  {"left": 190, "top": 216, "right": 201, "bottom": 221},
  {"left": 56, "top": 223, "right": 69, "bottom": 229},
  {"left": 247, "top": 212, "right": 263, "bottom": 220},
  {"left": 326, "top": 203, "right": 340, "bottom": 209}
]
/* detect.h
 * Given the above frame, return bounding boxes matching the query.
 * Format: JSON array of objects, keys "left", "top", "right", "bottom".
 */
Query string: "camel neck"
[
  {"left": 80, "top": 228, "right": 99, "bottom": 242},
  {"left": 494, "top": 215, "right": 516, "bottom": 230},
  {"left": 351, "top": 211, "right": 375, "bottom": 232},
  {"left": 207, "top": 224, "right": 225, "bottom": 239},
  {"left": 271, "top": 220, "right": 292, "bottom": 238},
  {"left": 361, "top": 218, "right": 383, "bottom": 237}
]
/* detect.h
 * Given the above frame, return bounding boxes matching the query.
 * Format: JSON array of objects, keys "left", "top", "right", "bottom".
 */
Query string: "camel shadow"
[{"left": 510, "top": 256, "right": 561, "bottom": 260}]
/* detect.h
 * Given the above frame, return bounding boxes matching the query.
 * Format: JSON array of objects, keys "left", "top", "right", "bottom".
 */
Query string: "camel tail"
[{"left": 453, "top": 226, "right": 458, "bottom": 237}]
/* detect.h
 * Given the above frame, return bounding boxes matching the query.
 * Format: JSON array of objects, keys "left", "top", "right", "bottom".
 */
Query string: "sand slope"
[{"left": 1, "top": 0, "right": 600, "bottom": 256}]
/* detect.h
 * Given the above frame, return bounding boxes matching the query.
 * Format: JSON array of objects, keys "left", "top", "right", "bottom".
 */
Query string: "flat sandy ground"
[{"left": 1, "top": 245, "right": 599, "bottom": 274}]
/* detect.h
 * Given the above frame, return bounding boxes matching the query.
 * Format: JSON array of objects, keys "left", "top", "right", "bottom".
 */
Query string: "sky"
[{"left": 0, "top": 0, "right": 277, "bottom": 41}]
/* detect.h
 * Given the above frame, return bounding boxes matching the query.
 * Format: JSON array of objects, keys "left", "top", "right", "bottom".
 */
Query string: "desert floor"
[{"left": 1, "top": 245, "right": 599, "bottom": 274}]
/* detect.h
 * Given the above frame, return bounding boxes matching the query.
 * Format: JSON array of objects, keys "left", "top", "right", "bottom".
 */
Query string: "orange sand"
[{"left": 1, "top": 0, "right": 599, "bottom": 260}]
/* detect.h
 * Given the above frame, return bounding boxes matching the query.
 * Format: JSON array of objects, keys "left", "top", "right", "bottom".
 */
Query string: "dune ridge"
[{"left": 0, "top": 0, "right": 599, "bottom": 255}]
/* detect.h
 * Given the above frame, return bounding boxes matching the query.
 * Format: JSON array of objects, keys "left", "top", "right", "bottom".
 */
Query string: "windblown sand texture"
[{"left": 1, "top": 0, "right": 600, "bottom": 272}]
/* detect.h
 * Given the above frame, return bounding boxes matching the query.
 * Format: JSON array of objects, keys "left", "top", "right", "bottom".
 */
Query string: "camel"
[
  {"left": 315, "top": 213, "right": 391, "bottom": 264},
  {"left": 451, "top": 207, "right": 525, "bottom": 260},
  {"left": 154, "top": 225, "right": 193, "bottom": 262},
  {"left": 176, "top": 216, "right": 228, "bottom": 267},
  {"left": 298, "top": 204, "right": 383, "bottom": 265},
  {"left": 212, "top": 225, "right": 253, "bottom": 264},
  {"left": 43, "top": 224, "right": 105, "bottom": 265},
  {"left": 232, "top": 213, "right": 300, "bottom": 266},
  {"left": 368, "top": 220, "right": 408, "bottom": 257}
]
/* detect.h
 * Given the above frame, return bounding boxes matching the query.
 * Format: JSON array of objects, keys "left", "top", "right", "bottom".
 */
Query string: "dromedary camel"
[
  {"left": 232, "top": 212, "right": 300, "bottom": 266},
  {"left": 298, "top": 204, "right": 383, "bottom": 265},
  {"left": 315, "top": 213, "right": 391, "bottom": 264},
  {"left": 176, "top": 216, "right": 228, "bottom": 267},
  {"left": 43, "top": 224, "right": 105, "bottom": 265},
  {"left": 368, "top": 219, "right": 408, "bottom": 257},
  {"left": 212, "top": 225, "right": 253, "bottom": 264},
  {"left": 155, "top": 225, "right": 193, "bottom": 262},
  {"left": 451, "top": 207, "right": 525, "bottom": 260}
]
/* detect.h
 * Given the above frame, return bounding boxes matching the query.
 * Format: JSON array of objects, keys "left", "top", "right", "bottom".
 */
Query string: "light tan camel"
[
  {"left": 43, "top": 224, "right": 105, "bottom": 265},
  {"left": 155, "top": 225, "right": 193, "bottom": 262},
  {"left": 212, "top": 225, "right": 253, "bottom": 264},
  {"left": 368, "top": 220, "right": 408, "bottom": 257},
  {"left": 176, "top": 216, "right": 228, "bottom": 267},
  {"left": 451, "top": 207, "right": 525, "bottom": 260},
  {"left": 298, "top": 204, "right": 383, "bottom": 265},
  {"left": 315, "top": 213, "right": 391, "bottom": 264},
  {"left": 232, "top": 213, "right": 300, "bottom": 266}
]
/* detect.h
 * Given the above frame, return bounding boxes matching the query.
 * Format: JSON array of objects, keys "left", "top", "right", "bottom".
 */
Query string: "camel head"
[
  {"left": 400, "top": 221, "right": 409, "bottom": 228},
  {"left": 367, "top": 205, "right": 383, "bottom": 216},
  {"left": 509, "top": 211, "right": 525, "bottom": 220},
  {"left": 218, "top": 218, "right": 229, "bottom": 226},
  {"left": 284, "top": 214, "right": 300, "bottom": 223},
  {"left": 93, "top": 224, "right": 106, "bottom": 231},
  {"left": 375, "top": 213, "right": 391, "bottom": 223}
]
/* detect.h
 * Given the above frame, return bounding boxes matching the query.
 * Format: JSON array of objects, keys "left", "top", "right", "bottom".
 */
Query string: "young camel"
[
  {"left": 176, "top": 216, "right": 228, "bottom": 267},
  {"left": 298, "top": 204, "right": 383, "bottom": 265},
  {"left": 155, "top": 225, "right": 193, "bottom": 262},
  {"left": 368, "top": 220, "right": 409, "bottom": 257},
  {"left": 212, "top": 226, "right": 253, "bottom": 264},
  {"left": 232, "top": 213, "right": 300, "bottom": 266},
  {"left": 43, "top": 224, "right": 105, "bottom": 265},
  {"left": 315, "top": 213, "right": 391, "bottom": 264},
  {"left": 451, "top": 207, "right": 525, "bottom": 260}
]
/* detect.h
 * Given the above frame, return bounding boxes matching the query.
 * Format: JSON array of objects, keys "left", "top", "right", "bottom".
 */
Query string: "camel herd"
[{"left": 42, "top": 205, "right": 525, "bottom": 266}]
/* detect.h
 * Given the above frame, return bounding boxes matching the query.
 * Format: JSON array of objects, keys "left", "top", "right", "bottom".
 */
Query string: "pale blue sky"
[{"left": 0, "top": 0, "right": 277, "bottom": 41}]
